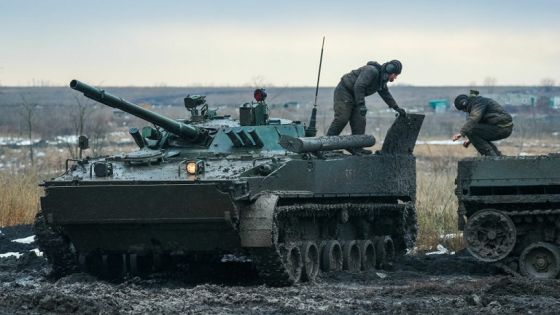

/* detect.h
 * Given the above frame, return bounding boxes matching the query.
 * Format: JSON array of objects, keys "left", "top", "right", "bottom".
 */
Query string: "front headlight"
[{"left": 186, "top": 161, "right": 198, "bottom": 175}]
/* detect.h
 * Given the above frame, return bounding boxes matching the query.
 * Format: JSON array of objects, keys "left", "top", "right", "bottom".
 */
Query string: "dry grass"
[
  {"left": 414, "top": 144, "right": 464, "bottom": 251},
  {"left": 0, "top": 143, "right": 134, "bottom": 229},
  {"left": 416, "top": 169, "right": 463, "bottom": 251},
  {"left": 0, "top": 170, "right": 41, "bottom": 227}
]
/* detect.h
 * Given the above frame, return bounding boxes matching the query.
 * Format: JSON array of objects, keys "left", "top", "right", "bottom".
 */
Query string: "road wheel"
[
  {"left": 342, "top": 241, "right": 361, "bottom": 272},
  {"left": 358, "top": 240, "right": 376, "bottom": 271},
  {"left": 374, "top": 236, "right": 395, "bottom": 269},
  {"left": 464, "top": 209, "right": 516, "bottom": 262},
  {"left": 300, "top": 242, "right": 319, "bottom": 282},
  {"left": 519, "top": 242, "right": 560, "bottom": 279},
  {"left": 321, "top": 240, "right": 342, "bottom": 272},
  {"left": 282, "top": 244, "right": 303, "bottom": 283}
]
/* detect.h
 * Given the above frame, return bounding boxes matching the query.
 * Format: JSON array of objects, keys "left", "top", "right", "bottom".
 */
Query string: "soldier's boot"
[
  {"left": 471, "top": 140, "right": 497, "bottom": 156},
  {"left": 346, "top": 148, "right": 372, "bottom": 155},
  {"left": 488, "top": 142, "right": 502, "bottom": 156}
]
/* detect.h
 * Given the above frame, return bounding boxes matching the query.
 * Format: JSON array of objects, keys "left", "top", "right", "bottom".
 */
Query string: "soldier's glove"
[
  {"left": 359, "top": 105, "right": 367, "bottom": 117},
  {"left": 394, "top": 107, "right": 407, "bottom": 117}
]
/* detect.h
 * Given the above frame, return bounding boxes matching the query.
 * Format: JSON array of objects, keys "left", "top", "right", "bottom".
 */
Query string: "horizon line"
[{"left": 1, "top": 84, "right": 558, "bottom": 89}]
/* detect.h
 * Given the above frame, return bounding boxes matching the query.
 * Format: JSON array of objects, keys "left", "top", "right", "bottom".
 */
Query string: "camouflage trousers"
[
  {"left": 464, "top": 123, "right": 513, "bottom": 156},
  {"left": 326, "top": 83, "right": 366, "bottom": 136}
]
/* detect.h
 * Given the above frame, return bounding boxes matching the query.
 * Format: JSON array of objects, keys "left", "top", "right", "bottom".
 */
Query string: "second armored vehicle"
[
  {"left": 457, "top": 155, "right": 560, "bottom": 279},
  {"left": 36, "top": 80, "right": 424, "bottom": 286}
]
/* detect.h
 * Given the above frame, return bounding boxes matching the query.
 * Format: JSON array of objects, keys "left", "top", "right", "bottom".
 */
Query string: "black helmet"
[
  {"left": 454, "top": 94, "right": 469, "bottom": 110},
  {"left": 384, "top": 60, "right": 402, "bottom": 74}
]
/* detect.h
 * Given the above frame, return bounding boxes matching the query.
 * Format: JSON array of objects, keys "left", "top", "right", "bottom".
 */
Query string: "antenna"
[{"left": 305, "top": 36, "right": 325, "bottom": 137}]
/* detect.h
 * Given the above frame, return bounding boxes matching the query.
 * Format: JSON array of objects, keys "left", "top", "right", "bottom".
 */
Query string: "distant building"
[
  {"left": 428, "top": 99, "right": 449, "bottom": 113},
  {"left": 283, "top": 101, "right": 300, "bottom": 109},
  {"left": 552, "top": 96, "right": 560, "bottom": 109},
  {"left": 486, "top": 93, "right": 538, "bottom": 107}
]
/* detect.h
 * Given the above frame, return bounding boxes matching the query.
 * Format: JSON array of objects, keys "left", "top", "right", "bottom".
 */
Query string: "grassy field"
[
  {"left": 0, "top": 170, "right": 40, "bottom": 227},
  {"left": 414, "top": 144, "right": 471, "bottom": 251}
]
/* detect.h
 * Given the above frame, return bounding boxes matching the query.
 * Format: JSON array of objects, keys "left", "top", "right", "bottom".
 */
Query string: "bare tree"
[
  {"left": 483, "top": 76, "right": 497, "bottom": 93},
  {"left": 66, "top": 95, "right": 95, "bottom": 159},
  {"left": 88, "top": 110, "right": 110, "bottom": 156},
  {"left": 19, "top": 94, "right": 36, "bottom": 166},
  {"left": 250, "top": 75, "right": 268, "bottom": 88},
  {"left": 541, "top": 78, "right": 556, "bottom": 92}
]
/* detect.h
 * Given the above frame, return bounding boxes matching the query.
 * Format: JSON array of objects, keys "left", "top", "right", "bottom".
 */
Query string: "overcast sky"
[{"left": 0, "top": 0, "right": 559, "bottom": 87}]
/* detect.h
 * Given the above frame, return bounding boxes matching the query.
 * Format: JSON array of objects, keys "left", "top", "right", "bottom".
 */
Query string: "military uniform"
[
  {"left": 460, "top": 96, "right": 513, "bottom": 156},
  {"left": 326, "top": 61, "right": 401, "bottom": 136}
]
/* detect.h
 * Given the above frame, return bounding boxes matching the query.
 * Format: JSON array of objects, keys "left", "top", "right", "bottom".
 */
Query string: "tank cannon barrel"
[
  {"left": 279, "top": 134, "right": 375, "bottom": 153},
  {"left": 70, "top": 80, "right": 204, "bottom": 140}
]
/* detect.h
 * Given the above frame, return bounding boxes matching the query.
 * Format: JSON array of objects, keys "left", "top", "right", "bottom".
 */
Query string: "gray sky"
[{"left": 1, "top": 0, "right": 559, "bottom": 86}]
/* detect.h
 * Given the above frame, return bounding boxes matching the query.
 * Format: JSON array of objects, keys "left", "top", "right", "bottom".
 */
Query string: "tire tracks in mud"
[{"left": 1, "top": 225, "right": 560, "bottom": 314}]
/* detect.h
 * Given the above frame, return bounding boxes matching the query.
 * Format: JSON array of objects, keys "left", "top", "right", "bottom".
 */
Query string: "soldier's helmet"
[
  {"left": 384, "top": 60, "right": 402, "bottom": 74},
  {"left": 454, "top": 94, "right": 469, "bottom": 110}
]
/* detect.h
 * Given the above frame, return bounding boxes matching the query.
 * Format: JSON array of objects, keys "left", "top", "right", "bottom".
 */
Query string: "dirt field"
[{"left": 1, "top": 225, "right": 560, "bottom": 314}]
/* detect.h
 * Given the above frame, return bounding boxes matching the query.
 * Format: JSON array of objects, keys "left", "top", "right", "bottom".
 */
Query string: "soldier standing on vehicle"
[
  {"left": 326, "top": 60, "right": 407, "bottom": 155},
  {"left": 452, "top": 91, "right": 513, "bottom": 156}
]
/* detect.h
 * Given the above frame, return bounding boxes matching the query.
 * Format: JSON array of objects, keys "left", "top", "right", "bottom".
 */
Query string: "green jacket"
[
  {"left": 460, "top": 96, "right": 513, "bottom": 136},
  {"left": 340, "top": 61, "right": 398, "bottom": 109}
]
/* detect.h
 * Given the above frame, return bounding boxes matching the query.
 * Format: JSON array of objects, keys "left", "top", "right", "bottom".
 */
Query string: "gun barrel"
[
  {"left": 70, "top": 80, "right": 201, "bottom": 140},
  {"left": 279, "top": 134, "right": 375, "bottom": 153}
]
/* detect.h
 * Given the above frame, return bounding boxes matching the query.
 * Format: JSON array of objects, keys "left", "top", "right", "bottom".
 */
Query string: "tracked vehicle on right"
[{"left": 456, "top": 155, "right": 560, "bottom": 279}]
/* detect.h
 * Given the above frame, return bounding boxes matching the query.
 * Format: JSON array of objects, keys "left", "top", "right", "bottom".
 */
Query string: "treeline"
[{"left": 1, "top": 86, "right": 559, "bottom": 140}]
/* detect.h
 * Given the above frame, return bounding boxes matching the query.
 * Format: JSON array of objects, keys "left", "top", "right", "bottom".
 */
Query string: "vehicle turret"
[{"left": 70, "top": 79, "right": 209, "bottom": 143}]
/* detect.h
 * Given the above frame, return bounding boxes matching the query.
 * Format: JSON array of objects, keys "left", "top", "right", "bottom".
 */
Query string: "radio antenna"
[{"left": 305, "top": 36, "right": 325, "bottom": 137}]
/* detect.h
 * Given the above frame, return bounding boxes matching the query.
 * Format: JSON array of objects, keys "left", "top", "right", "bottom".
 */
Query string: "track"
[
  {"left": 249, "top": 199, "right": 417, "bottom": 286},
  {"left": 465, "top": 208, "right": 560, "bottom": 279}
]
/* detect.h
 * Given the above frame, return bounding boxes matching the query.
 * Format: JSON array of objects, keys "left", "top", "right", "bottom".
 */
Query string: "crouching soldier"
[{"left": 452, "top": 91, "right": 513, "bottom": 156}]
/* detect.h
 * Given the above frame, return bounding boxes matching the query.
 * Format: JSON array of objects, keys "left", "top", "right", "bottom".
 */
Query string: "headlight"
[{"left": 186, "top": 161, "right": 198, "bottom": 175}]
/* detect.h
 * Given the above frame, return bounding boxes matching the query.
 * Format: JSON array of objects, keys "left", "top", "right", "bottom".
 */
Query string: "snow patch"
[
  {"left": 439, "top": 233, "right": 462, "bottom": 240},
  {"left": 0, "top": 252, "right": 23, "bottom": 258},
  {"left": 30, "top": 248, "right": 43, "bottom": 257},
  {"left": 12, "top": 235, "right": 35, "bottom": 244},
  {"left": 406, "top": 247, "right": 418, "bottom": 256},
  {"left": 221, "top": 254, "right": 251, "bottom": 263},
  {"left": 426, "top": 244, "right": 455, "bottom": 255},
  {"left": 0, "top": 137, "right": 41, "bottom": 146},
  {"left": 376, "top": 272, "right": 387, "bottom": 279},
  {"left": 416, "top": 140, "right": 459, "bottom": 145},
  {"left": 15, "top": 275, "right": 39, "bottom": 288}
]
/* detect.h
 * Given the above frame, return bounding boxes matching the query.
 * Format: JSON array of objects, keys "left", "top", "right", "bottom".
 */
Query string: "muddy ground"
[{"left": 1, "top": 225, "right": 560, "bottom": 314}]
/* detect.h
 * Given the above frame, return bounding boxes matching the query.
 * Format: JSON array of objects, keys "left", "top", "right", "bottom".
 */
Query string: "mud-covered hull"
[
  {"left": 457, "top": 155, "right": 560, "bottom": 279},
  {"left": 41, "top": 181, "right": 241, "bottom": 252},
  {"left": 41, "top": 151, "right": 416, "bottom": 252}
]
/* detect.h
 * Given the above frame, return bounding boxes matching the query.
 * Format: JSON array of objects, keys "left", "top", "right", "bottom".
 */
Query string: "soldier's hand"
[
  {"left": 395, "top": 107, "right": 406, "bottom": 117},
  {"left": 452, "top": 133, "right": 462, "bottom": 141},
  {"left": 359, "top": 105, "right": 367, "bottom": 117}
]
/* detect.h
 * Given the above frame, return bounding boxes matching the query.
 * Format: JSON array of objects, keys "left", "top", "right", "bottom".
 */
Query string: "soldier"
[
  {"left": 452, "top": 92, "right": 513, "bottom": 156},
  {"left": 326, "top": 60, "right": 407, "bottom": 155}
]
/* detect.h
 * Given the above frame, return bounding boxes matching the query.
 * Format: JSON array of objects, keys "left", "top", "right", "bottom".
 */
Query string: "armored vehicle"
[
  {"left": 35, "top": 80, "right": 424, "bottom": 286},
  {"left": 457, "top": 155, "right": 560, "bottom": 279}
]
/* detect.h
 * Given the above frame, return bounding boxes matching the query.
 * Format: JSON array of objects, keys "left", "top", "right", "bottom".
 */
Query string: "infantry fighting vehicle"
[
  {"left": 457, "top": 156, "right": 560, "bottom": 279},
  {"left": 35, "top": 80, "right": 424, "bottom": 286}
]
